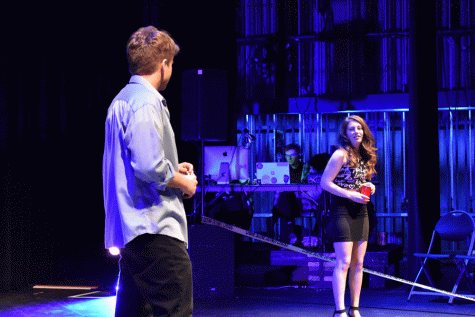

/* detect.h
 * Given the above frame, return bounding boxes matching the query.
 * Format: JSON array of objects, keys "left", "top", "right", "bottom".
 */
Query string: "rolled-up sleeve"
[{"left": 125, "top": 103, "right": 175, "bottom": 191}]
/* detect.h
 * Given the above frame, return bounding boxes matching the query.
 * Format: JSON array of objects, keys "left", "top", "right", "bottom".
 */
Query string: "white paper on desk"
[{"left": 256, "top": 162, "right": 290, "bottom": 184}]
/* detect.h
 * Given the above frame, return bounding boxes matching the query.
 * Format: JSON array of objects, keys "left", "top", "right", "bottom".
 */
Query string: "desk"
[
  {"left": 195, "top": 184, "right": 323, "bottom": 245},
  {"left": 197, "top": 184, "right": 318, "bottom": 193},
  {"left": 196, "top": 184, "right": 320, "bottom": 217}
]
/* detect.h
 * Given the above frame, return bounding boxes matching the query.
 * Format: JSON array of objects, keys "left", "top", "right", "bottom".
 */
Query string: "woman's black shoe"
[
  {"left": 348, "top": 306, "right": 359, "bottom": 317},
  {"left": 333, "top": 309, "right": 346, "bottom": 316}
]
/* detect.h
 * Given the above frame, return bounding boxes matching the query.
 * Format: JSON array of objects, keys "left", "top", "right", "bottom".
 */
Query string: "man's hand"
[
  {"left": 181, "top": 174, "right": 198, "bottom": 199},
  {"left": 166, "top": 163, "right": 198, "bottom": 199},
  {"left": 178, "top": 162, "right": 194, "bottom": 176},
  {"left": 178, "top": 162, "right": 197, "bottom": 199}
]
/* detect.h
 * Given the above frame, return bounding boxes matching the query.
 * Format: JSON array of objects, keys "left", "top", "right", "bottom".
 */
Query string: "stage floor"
[{"left": 0, "top": 286, "right": 474, "bottom": 316}]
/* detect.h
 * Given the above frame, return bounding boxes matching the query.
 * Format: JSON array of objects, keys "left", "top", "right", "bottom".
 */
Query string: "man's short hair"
[
  {"left": 126, "top": 26, "right": 180, "bottom": 75},
  {"left": 284, "top": 143, "right": 301, "bottom": 154}
]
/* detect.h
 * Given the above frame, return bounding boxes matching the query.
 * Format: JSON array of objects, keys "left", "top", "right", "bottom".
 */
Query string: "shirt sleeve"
[
  {"left": 301, "top": 163, "right": 311, "bottom": 183},
  {"left": 125, "top": 103, "right": 175, "bottom": 191}
]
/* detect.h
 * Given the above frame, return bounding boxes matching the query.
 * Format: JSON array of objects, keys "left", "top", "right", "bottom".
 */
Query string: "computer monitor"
[{"left": 204, "top": 146, "right": 250, "bottom": 184}]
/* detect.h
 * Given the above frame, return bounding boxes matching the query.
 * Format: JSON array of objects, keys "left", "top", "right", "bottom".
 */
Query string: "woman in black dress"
[{"left": 321, "top": 115, "right": 377, "bottom": 317}]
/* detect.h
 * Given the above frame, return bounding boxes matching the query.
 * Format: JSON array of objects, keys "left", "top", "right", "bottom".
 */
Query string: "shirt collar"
[{"left": 129, "top": 75, "right": 165, "bottom": 103}]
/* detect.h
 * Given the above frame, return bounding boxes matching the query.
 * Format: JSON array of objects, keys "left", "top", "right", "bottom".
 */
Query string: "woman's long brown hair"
[{"left": 337, "top": 115, "right": 377, "bottom": 179}]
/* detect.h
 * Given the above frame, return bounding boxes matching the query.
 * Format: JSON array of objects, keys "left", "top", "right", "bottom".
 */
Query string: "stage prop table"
[
  {"left": 196, "top": 184, "right": 318, "bottom": 193},
  {"left": 195, "top": 184, "right": 322, "bottom": 245}
]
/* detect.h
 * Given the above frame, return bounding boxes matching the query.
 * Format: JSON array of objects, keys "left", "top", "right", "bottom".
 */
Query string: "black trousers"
[
  {"left": 115, "top": 234, "right": 193, "bottom": 317},
  {"left": 272, "top": 191, "right": 303, "bottom": 243}
]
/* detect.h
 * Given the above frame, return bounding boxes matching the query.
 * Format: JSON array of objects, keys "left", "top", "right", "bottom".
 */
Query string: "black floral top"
[{"left": 333, "top": 159, "right": 367, "bottom": 190}]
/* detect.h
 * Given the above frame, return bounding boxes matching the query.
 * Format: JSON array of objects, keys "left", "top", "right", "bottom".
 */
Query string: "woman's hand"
[
  {"left": 361, "top": 182, "right": 376, "bottom": 195},
  {"left": 347, "top": 191, "right": 370, "bottom": 204}
]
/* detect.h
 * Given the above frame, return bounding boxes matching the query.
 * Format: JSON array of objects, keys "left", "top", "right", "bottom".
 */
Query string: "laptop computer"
[{"left": 255, "top": 162, "right": 290, "bottom": 184}]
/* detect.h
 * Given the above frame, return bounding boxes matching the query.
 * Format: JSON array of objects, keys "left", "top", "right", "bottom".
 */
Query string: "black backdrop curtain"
[{"left": 0, "top": 1, "right": 236, "bottom": 291}]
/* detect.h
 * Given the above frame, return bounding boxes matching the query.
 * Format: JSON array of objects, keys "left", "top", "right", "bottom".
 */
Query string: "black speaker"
[
  {"left": 181, "top": 69, "right": 228, "bottom": 141},
  {"left": 188, "top": 224, "right": 234, "bottom": 299}
]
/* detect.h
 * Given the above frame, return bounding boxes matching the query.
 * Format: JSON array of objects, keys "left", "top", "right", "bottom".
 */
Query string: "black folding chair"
[{"left": 407, "top": 210, "right": 475, "bottom": 303}]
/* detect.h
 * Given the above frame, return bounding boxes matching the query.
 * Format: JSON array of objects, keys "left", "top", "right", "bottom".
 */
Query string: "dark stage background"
[{"left": 0, "top": 1, "right": 237, "bottom": 291}]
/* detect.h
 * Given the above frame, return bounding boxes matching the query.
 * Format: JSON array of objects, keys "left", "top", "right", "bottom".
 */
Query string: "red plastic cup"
[{"left": 360, "top": 185, "right": 371, "bottom": 197}]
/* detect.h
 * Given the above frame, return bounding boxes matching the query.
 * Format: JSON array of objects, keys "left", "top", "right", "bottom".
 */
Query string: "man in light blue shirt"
[{"left": 102, "top": 26, "right": 197, "bottom": 317}]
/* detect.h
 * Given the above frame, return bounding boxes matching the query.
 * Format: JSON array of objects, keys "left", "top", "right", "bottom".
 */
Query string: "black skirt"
[{"left": 326, "top": 195, "right": 369, "bottom": 242}]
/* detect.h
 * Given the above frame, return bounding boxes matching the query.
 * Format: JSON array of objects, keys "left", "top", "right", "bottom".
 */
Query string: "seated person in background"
[
  {"left": 285, "top": 143, "right": 312, "bottom": 184},
  {"left": 272, "top": 144, "right": 312, "bottom": 246}
]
